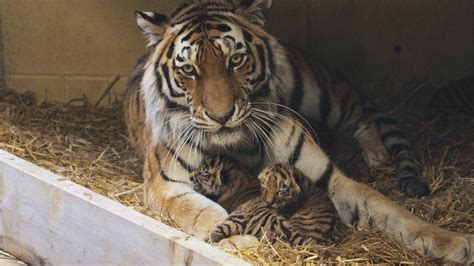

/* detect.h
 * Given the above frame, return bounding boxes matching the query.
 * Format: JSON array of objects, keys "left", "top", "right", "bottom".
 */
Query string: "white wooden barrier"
[{"left": 0, "top": 150, "right": 247, "bottom": 265}]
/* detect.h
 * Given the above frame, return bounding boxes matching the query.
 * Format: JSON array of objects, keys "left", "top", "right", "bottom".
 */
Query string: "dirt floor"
[{"left": 0, "top": 88, "right": 472, "bottom": 264}]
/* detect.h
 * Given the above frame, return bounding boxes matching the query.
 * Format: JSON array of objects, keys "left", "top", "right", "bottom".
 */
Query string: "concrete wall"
[{"left": 1, "top": 0, "right": 473, "bottom": 105}]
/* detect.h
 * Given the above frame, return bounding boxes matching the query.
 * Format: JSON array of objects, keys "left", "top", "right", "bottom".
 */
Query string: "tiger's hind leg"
[
  {"left": 365, "top": 106, "right": 430, "bottom": 197},
  {"left": 322, "top": 78, "right": 428, "bottom": 197}
]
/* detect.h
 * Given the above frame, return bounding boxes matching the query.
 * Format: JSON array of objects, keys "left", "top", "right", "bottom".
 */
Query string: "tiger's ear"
[
  {"left": 135, "top": 11, "right": 169, "bottom": 47},
  {"left": 234, "top": 0, "right": 272, "bottom": 26}
]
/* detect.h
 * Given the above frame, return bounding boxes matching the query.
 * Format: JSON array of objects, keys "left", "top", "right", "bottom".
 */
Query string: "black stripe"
[
  {"left": 163, "top": 144, "right": 195, "bottom": 173},
  {"left": 397, "top": 165, "right": 420, "bottom": 175},
  {"left": 137, "top": 12, "right": 167, "bottom": 27},
  {"left": 243, "top": 30, "right": 253, "bottom": 42},
  {"left": 288, "top": 57, "right": 304, "bottom": 111},
  {"left": 154, "top": 70, "right": 187, "bottom": 111},
  {"left": 286, "top": 125, "right": 297, "bottom": 146},
  {"left": 207, "top": 194, "right": 219, "bottom": 202},
  {"left": 381, "top": 130, "right": 408, "bottom": 142},
  {"left": 172, "top": 10, "right": 232, "bottom": 27},
  {"left": 135, "top": 89, "right": 141, "bottom": 113},
  {"left": 170, "top": 2, "right": 192, "bottom": 18},
  {"left": 180, "top": 24, "right": 202, "bottom": 43},
  {"left": 229, "top": 218, "right": 246, "bottom": 228},
  {"left": 161, "top": 63, "right": 185, "bottom": 98},
  {"left": 334, "top": 90, "right": 353, "bottom": 128},
  {"left": 288, "top": 133, "right": 305, "bottom": 165},
  {"left": 389, "top": 143, "right": 412, "bottom": 155},
  {"left": 183, "top": 4, "right": 231, "bottom": 17},
  {"left": 249, "top": 44, "right": 267, "bottom": 85},
  {"left": 315, "top": 163, "right": 334, "bottom": 191},
  {"left": 259, "top": 212, "right": 273, "bottom": 229},
  {"left": 154, "top": 147, "right": 186, "bottom": 183},
  {"left": 220, "top": 223, "right": 232, "bottom": 235},
  {"left": 319, "top": 85, "right": 331, "bottom": 126},
  {"left": 262, "top": 38, "right": 276, "bottom": 76},
  {"left": 251, "top": 82, "right": 271, "bottom": 99},
  {"left": 374, "top": 117, "right": 397, "bottom": 127},
  {"left": 166, "top": 41, "right": 175, "bottom": 59},
  {"left": 169, "top": 192, "right": 195, "bottom": 201},
  {"left": 350, "top": 206, "right": 360, "bottom": 226},
  {"left": 394, "top": 154, "right": 416, "bottom": 165},
  {"left": 207, "top": 23, "right": 232, "bottom": 32},
  {"left": 246, "top": 42, "right": 257, "bottom": 74},
  {"left": 183, "top": 134, "right": 209, "bottom": 155},
  {"left": 161, "top": 171, "right": 186, "bottom": 183}
]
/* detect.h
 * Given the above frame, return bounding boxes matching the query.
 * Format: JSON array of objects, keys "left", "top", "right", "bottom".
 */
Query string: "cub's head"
[
  {"left": 135, "top": 0, "right": 284, "bottom": 147},
  {"left": 257, "top": 164, "right": 301, "bottom": 209},
  {"left": 190, "top": 156, "right": 233, "bottom": 196}
]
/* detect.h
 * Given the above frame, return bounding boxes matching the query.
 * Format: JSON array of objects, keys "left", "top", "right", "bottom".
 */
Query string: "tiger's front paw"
[
  {"left": 441, "top": 233, "right": 473, "bottom": 264},
  {"left": 191, "top": 205, "right": 228, "bottom": 241},
  {"left": 416, "top": 229, "right": 473, "bottom": 264}
]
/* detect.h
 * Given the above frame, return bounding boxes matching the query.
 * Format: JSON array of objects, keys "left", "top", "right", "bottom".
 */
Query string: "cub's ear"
[
  {"left": 234, "top": 0, "right": 272, "bottom": 26},
  {"left": 135, "top": 11, "right": 168, "bottom": 47}
]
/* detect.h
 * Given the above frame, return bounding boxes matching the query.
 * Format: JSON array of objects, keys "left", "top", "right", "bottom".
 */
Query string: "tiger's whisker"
[
  {"left": 251, "top": 102, "right": 319, "bottom": 144},
  {"left": 252, "top": 108, "right": 320, "bottom": 145},
  {"left": 249, "top": 112, "right": 287, "bottom": 162}
]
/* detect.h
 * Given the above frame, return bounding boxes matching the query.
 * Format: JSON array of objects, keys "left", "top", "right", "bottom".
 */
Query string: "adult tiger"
[{"left": 124, "top": 0, "right": 473, "bottom": 263}]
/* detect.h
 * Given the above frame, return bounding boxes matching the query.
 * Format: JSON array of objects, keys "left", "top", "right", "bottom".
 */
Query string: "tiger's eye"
[
  {"left": 229, "top": 54, "right": 246, "bottom": 68},
  {"left": 181, "top": 64, "right": 195, "bottom": 77}
]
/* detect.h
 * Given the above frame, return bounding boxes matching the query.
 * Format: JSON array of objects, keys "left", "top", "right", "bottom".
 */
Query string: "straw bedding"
[{"left": 0, "top": 87, "right": 472, "bottom": 264}]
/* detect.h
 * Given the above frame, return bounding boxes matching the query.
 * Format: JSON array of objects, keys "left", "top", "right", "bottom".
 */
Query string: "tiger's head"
[
  {"left": 257, "top": 164, "right": 302, "bottom": 209},
  {"left": 190, "top": 156, "right": 234, "bottom": 196},
  {"left": 135, "top": 0, "right": 288, "bottom": 148}
]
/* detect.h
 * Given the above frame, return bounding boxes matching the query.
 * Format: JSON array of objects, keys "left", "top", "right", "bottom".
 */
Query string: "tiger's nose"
[{"left": 207, "top": 106, "right": 235, "bottom": 124}]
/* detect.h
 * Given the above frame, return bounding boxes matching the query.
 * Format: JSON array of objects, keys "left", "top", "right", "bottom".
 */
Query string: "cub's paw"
[
  {"left": 210, "top": 227, "right": 227, "bottom": 243},
  {"left": 264, "top": 231, "right": 281, "bottom": 241},
  {"left": 216, "top": 235, "right": 259, "bottom": 251},
  {"left": 399, "top": 177, "right": 430, "bottom": 197}
]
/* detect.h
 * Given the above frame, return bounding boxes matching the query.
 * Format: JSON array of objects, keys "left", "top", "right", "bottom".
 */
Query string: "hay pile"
[{"left": 0, "top": 88, "right": 472, "bottom": 264}]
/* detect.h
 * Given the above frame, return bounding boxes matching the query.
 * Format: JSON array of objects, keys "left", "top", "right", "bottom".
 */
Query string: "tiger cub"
[
  {"left": 191, "top": 156, "right": 291, "bottom": 242},
  {"left": 258, "top": 164, "right": 347, "bottom": 245},
  {"left": 190, "top": 156, "right": 260, "bottom": 212},
  {"left": 191, "top": 157, "right": 346, "bottom": 245}
]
